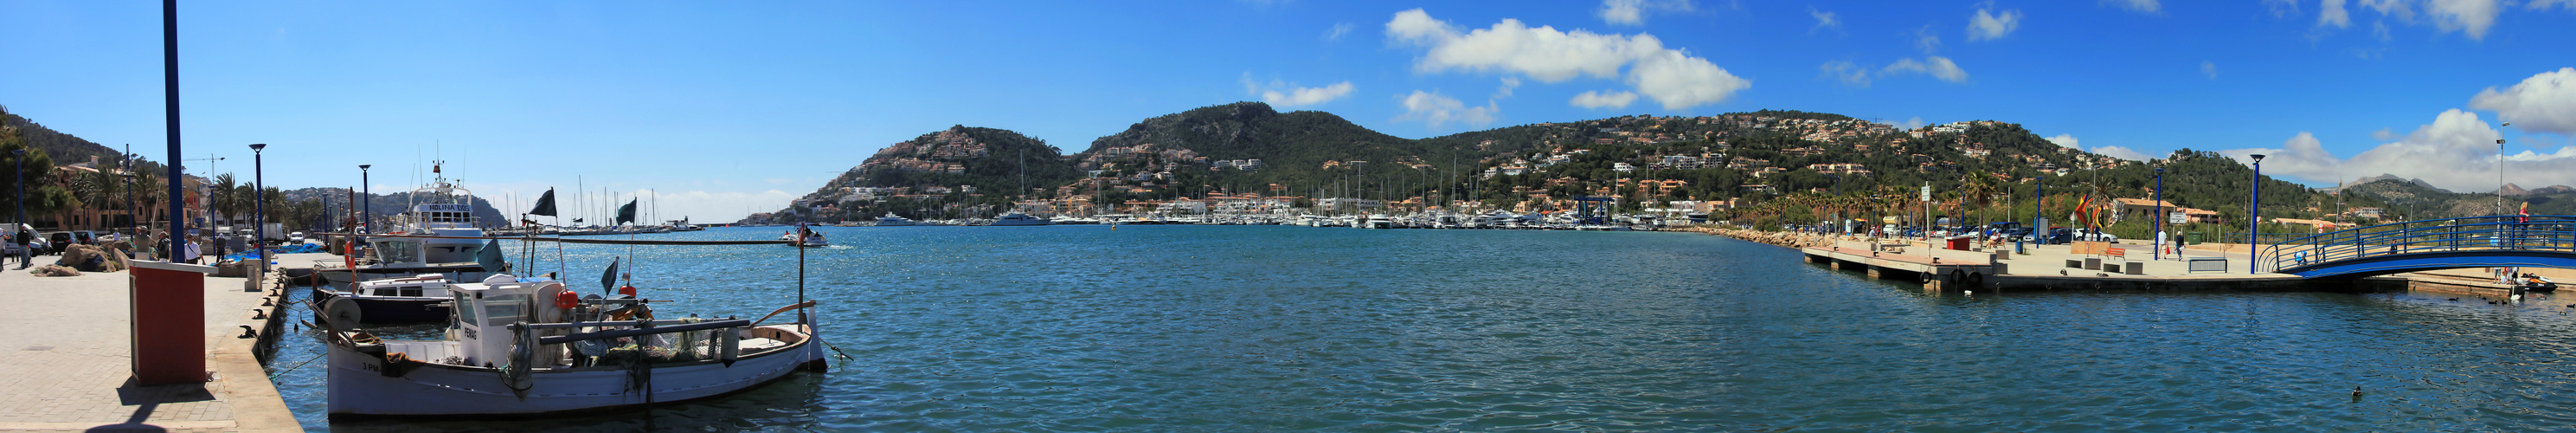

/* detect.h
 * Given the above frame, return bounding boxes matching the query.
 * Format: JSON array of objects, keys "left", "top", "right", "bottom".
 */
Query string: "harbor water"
[{"left": 270, "top": 225, "right": 2576, "bottom": 430}]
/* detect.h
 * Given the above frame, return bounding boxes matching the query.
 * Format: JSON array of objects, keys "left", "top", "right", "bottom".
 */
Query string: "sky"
[{"left": 1, "top": 1, "right": 2571, "bottom": 223}]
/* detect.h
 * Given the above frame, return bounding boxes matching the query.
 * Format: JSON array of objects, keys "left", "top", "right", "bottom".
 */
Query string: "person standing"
[{"left": 12, "top": 229, "right": 31, "bottom": 269}]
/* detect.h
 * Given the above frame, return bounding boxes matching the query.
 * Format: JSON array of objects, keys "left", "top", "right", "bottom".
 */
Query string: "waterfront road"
[{"left": 0, "top": 253, "right": 314, "bottom": 433}]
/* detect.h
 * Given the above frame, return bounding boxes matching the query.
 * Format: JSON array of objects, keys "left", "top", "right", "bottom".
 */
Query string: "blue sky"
[{"left": 3, "top": 1, "right": 2571, "bottom": 222}]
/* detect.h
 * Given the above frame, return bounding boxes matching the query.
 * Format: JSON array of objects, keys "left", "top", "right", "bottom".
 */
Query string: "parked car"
[
  {"left": 1, "top": 223, "right": 29, "bottom": 256},
  {"left": 2025, "top": 227, "right": 2073, "bottom": 244},
  {"left": 2073, "top": 228, "right": 2120, "bottom": 243}
]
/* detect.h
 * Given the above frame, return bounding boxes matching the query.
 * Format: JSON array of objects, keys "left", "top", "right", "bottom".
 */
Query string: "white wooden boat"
[{"left": 324, "top": 274, "right": 827, "bottom": 417}]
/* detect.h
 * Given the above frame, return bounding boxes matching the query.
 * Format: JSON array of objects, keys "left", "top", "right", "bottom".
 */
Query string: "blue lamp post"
[
  {"left": 11, "top": 149, "right": 22, "bottom": 255},
  {"left": 2248, "top": 154, "right": 2265, "bottom": 273},
  {"left": 2154, "top": 166, "right": 2165, "bottom": 261},
  {"left": 250, "top": 143, "right": 267, "bottom": 276}
]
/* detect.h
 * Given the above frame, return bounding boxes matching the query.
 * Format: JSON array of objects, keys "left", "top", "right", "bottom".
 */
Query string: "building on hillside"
[
  {"left": 2268, "top": 217, "right": 2337, "bottom": 231},
  {"left": 2110, "top": 198, "right": 2179, "bottom": 223}
]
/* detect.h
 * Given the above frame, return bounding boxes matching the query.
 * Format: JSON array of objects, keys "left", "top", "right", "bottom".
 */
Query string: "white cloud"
[
  {"left": 1324, "top": 23, "right": 1355, "bottom": 41},
  {"left": 1883, "top": 56, "right": 1970, "bottom": 83},
  {"left": 2046, "top": 134, "right": 2081, "bottom": 148},
  {"left": 2470, "top": 68, "right": 2576, "bottom": 135},
  {"left": 1571, "top": 90, "right": 1639, "bottom": 109},
  {"left": 2534, "top": 0, "right": 2576, "bottom": 11},
  {"left": 1397, "top": 90, "right": 1498, "bottom": 129},
  {"left": 1967, "top": 7, "right": 2023, "bottom": 42},
  {"left": 2316, "top": 0, "right": 2503, "bottom": 40},
  {"left": 2200, "top": 61, "right": 2218, "bottom": 80},
  {"left": 1240, "top": 73, "right": 1355, "bottom": 107},
  {"left": 1600, "top": 0, "right": 1646, "bottom": 25},
  {"left": 1495, "top": 77, "right": 1521, "bottom": 98},
  {"left": 1820, "top": 61, "right": 1871, "bottom": 87},
  {"left": 1384, "top": 9, "right": 1749, "bottom": 110},
  {"left": 2219, "top": 109, "right": 2576, "bottom": 192},
  {"left": 1899, "top": 117, "right": 1927, "bottom": 130},
  {"left": 2372, "top": 127, "right": 2400, "bottom": 140},
  {"left": 2427, "top": 0, "right": 2501, "bottom": 39},
  {"left": 2091, "top": 145, "right": 2152, "bottom": 161},
  {"left": 1915, "top": 26, "right": 1943, "bottom": 53},
  {"left": 2104, "top": 0, "right": 2162, "bottom": 13},
  {"left": 1808, "top": 7, "right": 1841, "bottom": 34},
  {"left": 2319, "top": 0, "right": 2353, "bottom": 28},
  {"left": 1597, "top": 0, "right": 1693, "bottom": 26},
  {"left": 2264, "top": 0, "right": 2302, "bottom": 17}
]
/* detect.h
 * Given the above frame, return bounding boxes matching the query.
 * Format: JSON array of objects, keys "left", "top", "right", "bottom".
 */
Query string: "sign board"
[
  {"left": 1920, "top": 184, "right": 1931, "bottom": 202},
  {"left": 2169, "top": 211, "right": 2187, "bottom": 225}
]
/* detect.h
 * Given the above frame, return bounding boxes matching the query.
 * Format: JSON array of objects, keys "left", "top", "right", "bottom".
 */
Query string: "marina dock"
[
  {"left": 1747, "top": 230, "right": 2426, "bottom": 293},
  {"left": 0, "top": 254, "right": 322, "bottom": 433}
]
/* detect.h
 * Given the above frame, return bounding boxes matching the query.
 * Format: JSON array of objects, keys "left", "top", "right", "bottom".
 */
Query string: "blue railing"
[{"left": 2257, "top": 216, "right": 2576, "bottom": 274}]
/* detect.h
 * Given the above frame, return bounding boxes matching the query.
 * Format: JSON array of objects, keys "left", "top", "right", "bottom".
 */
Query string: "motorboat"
[
  {"left": 321, "top": 273, "right": 827, "bottom": 417},
  {"left": 312, "top": 274, "right": 458, "bottom": 324},
  {"left": 991, "top": 210, "right": 1051, "bottom": 226},
  {"left": 1363, "top": 214, "right": 1394, "bottom": 229},
  {"left": 782, "top": 226, "right": 828, "bottom": 247},
  {"left": 2521, "top": 273, "right": 2559, "bottom": 292}
]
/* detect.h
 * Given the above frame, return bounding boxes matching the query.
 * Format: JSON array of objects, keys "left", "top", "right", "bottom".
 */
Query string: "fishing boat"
[
  {"left": 320, "top": 275, "right": 827, "bottom": 417},
  {"left": 319, "top": 165, "right": 496, "bottom": 284},
  {"left": 321, "top": 236, "right": 827, "bottom": 417}
]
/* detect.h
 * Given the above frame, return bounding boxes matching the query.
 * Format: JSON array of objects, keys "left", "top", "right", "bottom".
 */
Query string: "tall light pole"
[
  {"left": 359, "top": 165, "right": 372, "bottom": 236},
  {"left": 2248, "top": 154, "right": 2266, "bottom": 274},
  {"left": 2154, "top": 166, "right": 2165, "bottom": 261},
  {"left": 249, "top": 144, "right": 266, "bottom": 276},
  {"left": 11, "top": 149, "right": 22, "bottom": 245},
  {"left": 2498, "top": 122, "right": 2510, "bottom": 216}
]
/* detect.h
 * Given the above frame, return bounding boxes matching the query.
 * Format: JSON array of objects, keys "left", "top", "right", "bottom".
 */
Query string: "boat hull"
[
  {"left": 321, "top": 265, "right": 491, "bottom": 285},
  {"left": 327, "top": 325, "right": 827, "bottom": 417},
  {"left": 311, "top": 287, "right": 453, "bottom": 323}
]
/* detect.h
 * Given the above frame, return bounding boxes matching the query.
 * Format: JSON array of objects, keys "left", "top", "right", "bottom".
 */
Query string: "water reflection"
[{"left": 267, "top": 225, "right": 2576, "bottom": 430}]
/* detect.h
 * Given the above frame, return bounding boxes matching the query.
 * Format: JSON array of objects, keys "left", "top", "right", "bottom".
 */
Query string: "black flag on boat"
[
  {"left": 616, "top": 199, "right": 638, "bottom": 225},
  {"left": 600, "top": 256, "right": 620, "bottom": 295},
  {"left": 475, "top": 239, "right": 506, "bottom": 276},
  {"left": 528, "top": 189, "right": 557, "bottom": 216}
]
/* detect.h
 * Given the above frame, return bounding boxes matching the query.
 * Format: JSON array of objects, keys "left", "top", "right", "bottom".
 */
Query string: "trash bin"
[
  {"left": 2186, "top": 231, "right": 2204, "bottom": 245},
  {"left": 131, "top": 261, "right": 215, "bottom": 385}
]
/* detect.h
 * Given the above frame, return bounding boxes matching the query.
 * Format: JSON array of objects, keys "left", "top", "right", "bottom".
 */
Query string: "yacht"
[
  {"left": 874, "top": 213, "right": 915, "bottom": 227},
  {"left": 991, "top": 210, "right": 1051, "bottom": 226}
]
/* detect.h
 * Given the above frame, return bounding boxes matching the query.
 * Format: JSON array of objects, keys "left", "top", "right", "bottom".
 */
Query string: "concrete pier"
[{"left": 0, "top": 252, "right": 323, "bottom": 433}]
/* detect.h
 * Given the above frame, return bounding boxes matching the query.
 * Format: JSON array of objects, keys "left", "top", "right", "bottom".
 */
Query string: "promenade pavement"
[{"left": 0, "top": 252, "right": 320, "bottom": 433}]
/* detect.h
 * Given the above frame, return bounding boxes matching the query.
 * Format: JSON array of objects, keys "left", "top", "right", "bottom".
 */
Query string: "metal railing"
[{"left": 2257, "top": 216, "right": 2576, "bottom": 274}]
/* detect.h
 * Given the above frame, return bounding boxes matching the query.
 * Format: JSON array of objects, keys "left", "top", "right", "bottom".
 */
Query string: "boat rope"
[{"left": 267, "top": 352, "right": 326, "bottom": 380}]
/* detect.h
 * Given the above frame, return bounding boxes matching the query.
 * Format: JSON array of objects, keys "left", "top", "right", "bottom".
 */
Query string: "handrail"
[{"left": 2256, "top": 216, "right": 2576, "bottom": 274}]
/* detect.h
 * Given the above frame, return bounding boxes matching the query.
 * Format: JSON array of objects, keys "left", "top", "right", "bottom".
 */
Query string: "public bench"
[{"left": 2187, "top": 256, "right": 2228, "bottom": 273}]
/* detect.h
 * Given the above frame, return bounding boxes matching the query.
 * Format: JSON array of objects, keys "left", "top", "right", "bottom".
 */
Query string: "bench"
[
  {"left": 2187, "top": 256, "right": 2228, "bottom": 273},
  {"left": 2104, "top": 247, "right": 2129, "bottom": 261}
]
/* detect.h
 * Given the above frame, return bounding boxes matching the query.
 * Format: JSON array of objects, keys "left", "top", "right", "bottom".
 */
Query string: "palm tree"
[
  {"left": 210, "top": 173, "right": 240, "bottom": 227},
  {"left": 1960, "top": 171, "right": 2000, "bottom": 227}
]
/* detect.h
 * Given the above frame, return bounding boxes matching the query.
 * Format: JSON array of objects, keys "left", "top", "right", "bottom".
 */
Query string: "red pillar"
[{"left": 131, "top": 261, "right": 213, "bottom": 385}]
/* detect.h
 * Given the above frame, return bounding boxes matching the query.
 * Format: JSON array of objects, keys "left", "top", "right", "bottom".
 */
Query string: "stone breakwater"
[{"left": 1673, "top": 227, "right": 1834, "bottom": 249}]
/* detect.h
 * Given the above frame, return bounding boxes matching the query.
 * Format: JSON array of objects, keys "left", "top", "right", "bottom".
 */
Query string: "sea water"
[{"left": 270, "top": 225, "right": 2576, "bottom": 430}]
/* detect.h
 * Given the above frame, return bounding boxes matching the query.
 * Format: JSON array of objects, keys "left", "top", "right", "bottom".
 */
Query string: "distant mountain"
[
  {"left": 4, "top": 111, "right": 169, "bottom": 175},
  {"left": 278, "top": 186, "right": 508, "bottom": 229},
  {"left": 2496, "top": 183, "right": 2531, "bottom": 196},
  {"left": 2322, "top": 173, "right": 2450, "bottom": 194},
  {"left": 772, "top": 101, "right": 2363, "bottom": 225}
]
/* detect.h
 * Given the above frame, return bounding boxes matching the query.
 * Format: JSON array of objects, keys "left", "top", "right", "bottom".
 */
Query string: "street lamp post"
[
  {"left": 2155, "top": 166, "right": 2165, "bottom": 261},
  {"left": 250, "top": 144, "right": 267, "bottom": 277},
  {"left": 359, "top": 165, "right": 371, "bottom": 236},
  {"left": 11, "top": 149, "right": 23, "bottom": 254},
  {"left": 2249, "top": 154, "right": 2266, "bottom": 274}
]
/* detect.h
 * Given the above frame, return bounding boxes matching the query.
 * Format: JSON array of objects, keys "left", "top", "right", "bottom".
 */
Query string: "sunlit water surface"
[{"left": 267, "top": 225, "right": 2576, "bottom": 431}]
